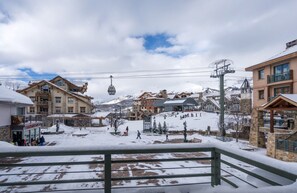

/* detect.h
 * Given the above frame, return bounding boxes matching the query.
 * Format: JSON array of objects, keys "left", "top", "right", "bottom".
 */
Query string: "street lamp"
[{"left": 108, "top": 75, "right": 116, "bottom": 95}]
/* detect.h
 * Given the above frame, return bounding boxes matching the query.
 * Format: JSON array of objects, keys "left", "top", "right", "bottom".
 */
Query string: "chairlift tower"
[{"left": 210, "top": 59, "right": 235, "bottom": 136}]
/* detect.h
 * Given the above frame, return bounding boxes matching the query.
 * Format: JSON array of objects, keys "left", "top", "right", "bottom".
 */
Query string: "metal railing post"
[
  {"left": 211, "top": 149, "right": 221, "bottom": 186},
  {"left": 104, "top": 154, "right": 112, "bottom": 193}
]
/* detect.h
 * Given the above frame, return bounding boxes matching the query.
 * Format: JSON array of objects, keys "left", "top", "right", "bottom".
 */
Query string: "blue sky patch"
[
  {"left": 139, "top": 33, "right": 186, "bottom": 57},
  {"left": 143, "top": 33, "right": 173, "bottom": 51},
  {"left": 19, "top": 68, "right": 57, "bottom": 81}
]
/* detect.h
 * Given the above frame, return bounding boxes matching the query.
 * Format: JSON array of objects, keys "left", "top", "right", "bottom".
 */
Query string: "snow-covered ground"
[
  {"left": 154, "top": 111, "right": 219, "bottom": 131},
  {"left": 0, "top": 111, "right": 296, "bottom": 193}
]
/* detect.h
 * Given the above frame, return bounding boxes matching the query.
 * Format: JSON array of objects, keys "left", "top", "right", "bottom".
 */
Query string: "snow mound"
[
  {"left": 72, "top": 129, "right": 89, "bottom": 136},
  {"left": 0, "top": 141, "right": 15, "bottom": 147}
]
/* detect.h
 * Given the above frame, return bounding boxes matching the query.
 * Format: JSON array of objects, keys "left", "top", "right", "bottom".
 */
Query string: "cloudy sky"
[{"left": 1, "top": 0, "right": 297, "bottom": 102}]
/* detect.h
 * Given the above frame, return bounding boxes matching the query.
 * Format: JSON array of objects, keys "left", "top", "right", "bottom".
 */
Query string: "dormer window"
[
  {"left": 55, "top": 80, "right": 65, "bottom": 86},
  {"left": 41, "top": 85, "right": 50, "bottom": 92}
]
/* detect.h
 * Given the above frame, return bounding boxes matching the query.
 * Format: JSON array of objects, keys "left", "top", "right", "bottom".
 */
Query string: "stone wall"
[
  {"left": 266, "top": 132, "right": 297, "bottom": 162},
  {"left": 266, "top": 133, "right": 275, "bottom": 157},
  {"left": 249, "top": 109, "right": 265, "bottom": 147},
  {"left": 0, "top": 125, "right": 11, "bottom": 142},
  {"left": 275, "top": 150, "right": 297, "bottom": 162},
  {"left": 240, "top": 99, "right": 252, "bottom": 114}
]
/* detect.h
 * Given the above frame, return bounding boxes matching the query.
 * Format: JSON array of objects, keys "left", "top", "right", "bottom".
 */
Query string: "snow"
[
  {"left": 280, "top": 94, "right": 297, "bottom": 104},
  {"left": 92, "top": 111, "right": 110, "bottom": 117},
  {"left": 47, "top": 114, "right": 78, "bottom": 118},
  {"left": 0, "top": 111, "right": 296, "bottom": 193},
  {"left": 0, "top": 85, "right": 33, "bottom": 105},
  {"left": 154, "top": 111, "right": 219, "bottom": 131},
  {"left": 164, "top": 99, "right": 186, "bottom": 104},
  {"left": 0, "top": 141, "right": 15, "bottom": 148}
]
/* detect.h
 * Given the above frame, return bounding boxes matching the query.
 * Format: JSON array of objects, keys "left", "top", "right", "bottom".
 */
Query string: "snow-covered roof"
[
  {"left": 92, "top": 112, "right": 110, "bottom": 118},
  {"left": 0, "top": 85, "right": 33, "bottom": 105},
  {"left": 190, "top": 93, "right": 200, "bottom": 98},
  {"left": 267, "top": 45, "right": 297, "bottom": 61},
  {"left": 164, "top": 99, "right": 186, "bottom": 104},
  {"left": 225, "top": 90, "right": 241, "bottom": 98},
  {"left": 208, "top": 98, "right": 220, "bottom": 109},
  {"left": 246, "top": 44, "right": 297, "bottom": 71},
  {"left": 47, "top": 114, "right": 78, "bottom": 118},
  {"left": 281, "top": 94, "right": 297, "bottom": 103},
  {"left": 167, "top": 94, "right": 176, "bottom": 99}
]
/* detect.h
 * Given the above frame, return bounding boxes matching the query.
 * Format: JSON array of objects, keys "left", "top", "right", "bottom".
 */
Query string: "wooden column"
[{"left": 270, "top": 110, "right": 274, "bottom": 133}]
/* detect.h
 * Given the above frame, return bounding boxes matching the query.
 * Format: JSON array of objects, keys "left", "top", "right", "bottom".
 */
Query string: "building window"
[
  {"left": 55, "top": 80, "right": 65, "bottom": 86},
  {"left": 259, "top": 90, "right": 264, "bottom": 99},
  {"left": 258, "top": 69, "right": 264, "bottom": 80},
  {"left": 55, "top": 107, "right": 61, "bottom": 113},
  {"left": 68, "top": 97, "right": 74, "bottom": 104},
  {"left": 68, "top": 107, "right": 74, "bottom": 113},
  {"left": 41, "top": 84, "right": 50, "bottom": 92},
  {"left": 55, "top": 97, "right": 61, "bottom": 103},
  {"left": 80, "top": 107, "right": 86, "bottom": 113},
  {"left": 16, "top": 107, "right": 25, "bottom": 115},
  {"left": 274, "top": 86, "right": 290, "bottom": 96},
  {"left": 274, "top": 63, "right": 289, "bottom": 75},
  {"left": 29, "top": 107, "right": 35, "bottom": 113},
  {"left": 29, "top": 96, "right": 35, "bottom": 102}
]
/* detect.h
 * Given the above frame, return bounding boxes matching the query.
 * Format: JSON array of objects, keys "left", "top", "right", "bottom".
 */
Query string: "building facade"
[
  {"left": 0, "top": 85, "right": 33, "bottom": 142},
  {"left": 245, "top": 39, "right": 297, "bottom": 161},
  {"left": 18, "top": 76, "right": 93, "bottom": 116}
]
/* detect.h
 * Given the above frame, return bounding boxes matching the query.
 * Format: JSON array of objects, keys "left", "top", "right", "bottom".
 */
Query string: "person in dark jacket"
[
  {"left": 40, "top": 136, "right": 45, "bottom": 146},
  {"left": 136, "top": 130, "right": 141, "bottom": 139}
]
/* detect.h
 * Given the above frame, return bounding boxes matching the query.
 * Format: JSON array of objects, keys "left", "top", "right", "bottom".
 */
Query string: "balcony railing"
[
  {"left": 36, "top": 101, "right": 50, "bottom": 106},
  {"left": 267, "top": 70, "right": 293, "bottom": 84},
  {"left": 36, "top": 91, "right": 51, "bottom": 96},
  {"left": 0, "top": 144, "right": 296, "bottom": 193}
]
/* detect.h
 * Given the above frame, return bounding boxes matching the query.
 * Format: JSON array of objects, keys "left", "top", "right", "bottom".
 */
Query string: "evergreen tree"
[
  {"left": 163, "top": 121, "right": 167, "bottom": 133},
  {"left": 158, "top": 122, "right": 162, "bottom": 134}
]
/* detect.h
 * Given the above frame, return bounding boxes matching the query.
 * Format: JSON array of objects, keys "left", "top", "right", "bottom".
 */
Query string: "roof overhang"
[{"left": 263, "top": 94, "right": 297, "bottom": 111}]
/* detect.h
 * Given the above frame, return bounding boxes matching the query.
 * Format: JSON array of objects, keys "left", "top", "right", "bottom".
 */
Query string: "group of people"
[
  {"left": 180, "top": 113, "right": 199, "bottom": 120},
  {"left": 14, "top": 136, "right": 45, "bottom": 146},
  {"left": 30, "top": 136, "right": 45, "bottom": 146}
]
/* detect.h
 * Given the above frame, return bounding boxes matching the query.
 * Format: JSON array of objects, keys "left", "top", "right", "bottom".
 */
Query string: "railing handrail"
[
  {"left": 0, "top": 143, "right": 215, "bottom": 156},
  {"left": 1, "top": 143, "right": 297, "bottom": 192},
  {"left": 267, "top": 70, "right": 293, "bottom": 84},
  {"left": 1, "top": 143, "right": 296, "bottom": 176}
]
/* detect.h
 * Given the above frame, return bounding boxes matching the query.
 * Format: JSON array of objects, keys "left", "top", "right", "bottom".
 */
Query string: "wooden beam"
[
  {"left": 265, "top": 107, "right": 297, "bottom": 111},
  {"left": 270, "top": 110, "right": 274, "bottom": 133}
]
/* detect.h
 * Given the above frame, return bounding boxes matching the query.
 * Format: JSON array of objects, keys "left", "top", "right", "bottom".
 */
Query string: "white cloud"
[{"left": 0, "top": 0, "right": 296, "bottom": 101}]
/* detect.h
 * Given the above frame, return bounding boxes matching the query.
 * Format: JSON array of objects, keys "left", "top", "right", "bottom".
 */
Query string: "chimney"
[{"left": 286, "top": 39, "right": 297, "bottom": 49}]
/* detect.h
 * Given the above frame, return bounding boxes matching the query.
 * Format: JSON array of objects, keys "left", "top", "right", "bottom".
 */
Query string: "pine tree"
[{"left": 158, "top": 122, "right": 162, "bottom": 134}]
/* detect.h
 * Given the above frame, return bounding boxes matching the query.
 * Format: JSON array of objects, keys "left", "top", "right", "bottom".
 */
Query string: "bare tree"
[{"left": 228, "top": 112, "right": 247, "bottom": 142}]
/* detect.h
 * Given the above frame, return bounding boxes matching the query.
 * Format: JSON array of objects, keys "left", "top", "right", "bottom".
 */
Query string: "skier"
[{"left": 136, "top": 130, "right": 141, "bottom": 139}]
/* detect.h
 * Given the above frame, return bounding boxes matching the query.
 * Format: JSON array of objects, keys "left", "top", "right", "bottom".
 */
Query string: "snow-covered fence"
[{"left": 0, "top": 144, "right": 296, "bottom": 193}]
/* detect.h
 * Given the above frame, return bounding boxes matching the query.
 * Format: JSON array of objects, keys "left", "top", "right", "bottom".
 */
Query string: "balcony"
[
  {"left": 0, "top": 144, "right": 296, "bottom": 193},
  {"left": 36, "top": 91, "right": 51, "bottom": 96},
  {"left": 267, "top": 70, "right": 293, "bottom": 84},
  {"left": 36, "top": 101, "right": 50, "bottom": 106}
]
